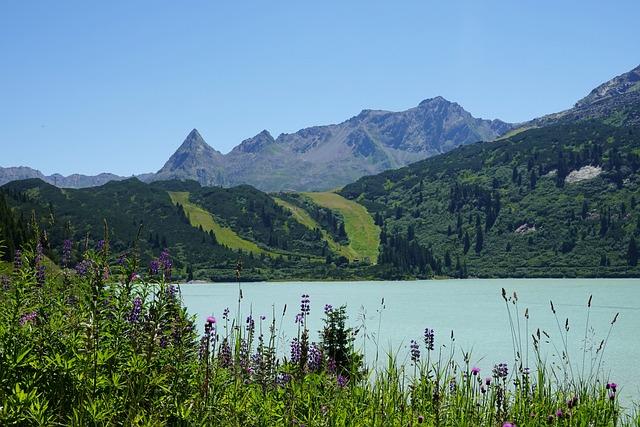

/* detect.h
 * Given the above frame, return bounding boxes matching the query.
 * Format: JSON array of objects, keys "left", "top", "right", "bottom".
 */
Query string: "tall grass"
[{"left": 0, "top": 231, "right": 637, "bottom": 425}]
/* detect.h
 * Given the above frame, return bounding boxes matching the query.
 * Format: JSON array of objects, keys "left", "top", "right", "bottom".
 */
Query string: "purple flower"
[
  {"left": 149, "top": 259, "right": 160, "bottom": 275},
  {"left": 246, "top": 315, "right": 255, "bottom": 333},
  {"left": 493, "top": 362, "right": 508, "bottom": 379},
  {"left": 547, "top": 415, "right": 554, "bottom": 423},
  {"left": 294, "top": 313, "right": 304, "bottom": 324},
  {"left": 417, "top": 415, "right": 424, "bottom": 424},
  {"left": 19, "top": 311, "right": 37, "bottom": 326},
  {"left": 222, "top": 307, "right": 230, "bottom": 320},
  {"left": 166, "top": 285, "right": 177, "bottom": 301},
  {"left": 128, "top": 297, "right": 142, "bottom": 323},
  {"left": 290, "top": 338, "right": 301, "bottom": 363},
  {"left": 62, "top": 239, "right": 73, "bottom": 266},
  {"left": 567, "top": 396, "right": 578, "bottom": 409},
  {"left": 606, "top": 382, "right": 618, "bottom": 392},
  {"left": 299, "top": 294, "right": 310, "bottom": 317},
  {"left": 449, "top": 379, "right": 456, "bottom": 393},
  {"left": 424, "top": 328, "right": 435, "bottom": 351},
  {"left": 36, "top": 264, "right": 46, "bottom": 286},
  {"left": 471, "top": 367, "right": 481, "bottom": 376},
  {"left": 1, "top": 275, "right": 10, "bottom": 291},
  {"left": 159, "top": 248, "right": 172, "bottom": 278},
  {"left": 555, "top": 409, "right": 563, "bottom": 418},
  {"left": 485, "top": 377, "right": 492, "bottom": 386},
  {"left": 218, "top": 339, "right": 232, "bottom": 367},
  {"left": 480, "top": 385, "right": 486, "bottom": 394},
  {"left": 96, "top": 240, "right": 105, "bottom": 252},
  {"left": 260, "top": 314, "right": 266, "bottom": 321},
  {"left": 117, "top": 254, "right": 126, "bottom": 265},
  {"left": 308, "top": 342, "right": 323, "bottom": 372},
  {"left": 276, "top": 372, "right": 291, "bottom": 386},
  {"left": 337, "top": 374, "right": 348, "bottom": 388},
  {"left": 75, "top": 260, "right": 91, "bottom": 276},
  {"left": 502, "top": 423, "right": 515, "bottom": 427},
  {"left": 324, "top": 303, "right": 333, "bottom": 314},
  {"left": 13, "top": 249, "right": 22, "bottom": 270},
  {"left": 410, "top": 339, "right": 420, "bottom": 363},
  {"left": 206, "top": 316, "right": 216, "bottom": 325}
]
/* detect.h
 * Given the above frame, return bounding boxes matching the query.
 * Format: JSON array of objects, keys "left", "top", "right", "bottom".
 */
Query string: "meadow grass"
[
  {"left": 302, "top": 192, "right": 380, "bottom": 264},
  {"left": 168, "top": 191, "right": 271, "bottom": 256},
  {"left": 273, "top": 197, "right": 356, "bottom": 261},
  {"left": 0, "top": 232, "right": 637, "bottom": 426}
]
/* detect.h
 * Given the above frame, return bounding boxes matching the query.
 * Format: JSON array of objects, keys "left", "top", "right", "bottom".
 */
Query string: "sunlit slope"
[
  {"left": 168, "top": 191, "right": 268, "bottom": 255},
  {"left": 273, "top": 197, "right": 358, "bottom": 261},
  {"left": 301, "top": 192, "right": 380, "bottom": 263}
]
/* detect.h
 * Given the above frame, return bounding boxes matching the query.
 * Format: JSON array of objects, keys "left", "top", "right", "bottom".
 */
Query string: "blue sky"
[{"left": 1, "top": 0, "right": 638, "bottom": 176}]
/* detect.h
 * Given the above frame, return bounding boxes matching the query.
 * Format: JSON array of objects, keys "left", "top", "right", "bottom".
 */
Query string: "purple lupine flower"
[
  {"left": 222, "top": 307, "right": 230, "bottom": 320},
  {"left": 471, "top": 367, "right": 481, "bottom": 376},
  {"left": 337, "top": 374, "right": 348, "bottom": 388},
  {"left": 410, "top": 339, "right": 420, "bottom": 363},
  {"left": 128, "top": 297, "right": 143, "bottom": 323},
  {"left": 117, "top": 254, "right": 126, "bottom": 265},
  {"left": 166, "top": 284, "right": 177, "bottom": 301},
  {"left": 13, "top": 249, "right": 22, "bottom": 270},
  {"left": 276, "top": 372, "right": 292, "bottom": 386},
  {"left": 75, "top": 260, "right": 91, "bottom": 276},
  {"left": 449, "top": 379, "right": 457, "bottom": 393},
  {"left": 294, "top": 313, "right": 304, "bottom": 324},
  {"left": 96, "top": 240, "right": 105, "bottom": 252},
  {"left": 36, "top": 264, "right": 46, "bottom": 286},
  {"left": 324, "top": 303, "right": 333, "bottom": 314},
  {"left": 308, "top": 342, "right": 323, "bottom": 372},
  {"left": 1, "top": 275, "right": 9, "bottom": 291},
  {"left": 35, "top": 242, "right": 43, "bottom": 261},
  {"left": 290, "top": 338, "right": 301, "bottom": 363},
  {"left": 327, "top": 358, "right": 337, "bottom": 374},
  {"left": 149, "top": 259, "right": 160, "bottom": 275},
  {"left": 19, "top": 311, "right": 37, "bottom": 326},
  {"left": 300, "top": 294, "right": 310, "bottom": 317},
  {"left": 260, "top": 314, "right": 266, "bottom": 321},
  {"left": 424, "top": 328, "right": 435, "bottom": 351},
  {"left": 246, "top": 315, "right": 255, "bottom": 333},
  {"left": 493, "top": 362, "right": 508, "bottom": 379},
  {"left": 218, "top": 339, "right": 232, "bottom": 367},
  {"left": 159, "top": 248, "right": 172, "bottom": 278},
  {"left": 62, "top": 239, "right": 73, "bottom": 266},
  {"left": 159, "top": 335, "right": 168, "bottom": 348}
]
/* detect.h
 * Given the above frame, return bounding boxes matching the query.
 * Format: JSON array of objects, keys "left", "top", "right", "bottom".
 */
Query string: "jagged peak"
[
  {"left": 575, "top": 64, "right": 640, "bottom": 108},
  {"left": 232, "top": 129, "right": 276, "bottom": 154}
]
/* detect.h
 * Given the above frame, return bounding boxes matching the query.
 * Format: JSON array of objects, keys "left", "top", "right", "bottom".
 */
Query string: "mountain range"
[{"left": 2, "top": 64, "right": 639, "bottom": 192}]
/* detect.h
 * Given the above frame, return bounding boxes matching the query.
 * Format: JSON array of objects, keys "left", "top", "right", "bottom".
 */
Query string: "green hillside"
[
  {"left": 168, "top": 191, "right": 269, "bottom": 256},
  {"left": 341, "top": 121, "right": 640, "bottom": 278},
  {"left": 302, "top": 192, "right": 380, "bottom": 264}
]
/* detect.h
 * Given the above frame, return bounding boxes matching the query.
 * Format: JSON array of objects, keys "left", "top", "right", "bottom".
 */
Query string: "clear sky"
[{"left": 1, "top": 0, "right": 638, "bottom": 176}]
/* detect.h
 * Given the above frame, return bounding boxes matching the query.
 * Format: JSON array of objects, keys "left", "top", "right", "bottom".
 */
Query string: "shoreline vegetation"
[{"left": 1, "top": 229, "right": 638, "bottom": 425}]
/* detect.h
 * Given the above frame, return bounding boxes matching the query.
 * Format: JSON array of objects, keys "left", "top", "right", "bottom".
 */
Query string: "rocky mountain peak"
[
  {"left": 575, "top": 64, "right": 640, "bottom": 108},
  {"left": 232, "top": 130, "right": 275, "bottom": 154}
]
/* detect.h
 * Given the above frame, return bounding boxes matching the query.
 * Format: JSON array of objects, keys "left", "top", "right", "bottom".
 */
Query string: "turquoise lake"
[{"left": 180, "top": 278, "right": 640, "bottom": 404}]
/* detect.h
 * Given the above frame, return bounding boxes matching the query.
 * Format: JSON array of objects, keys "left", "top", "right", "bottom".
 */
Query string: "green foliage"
[{"left": 341, "top": 122, "right": 640, "bottom": 278}]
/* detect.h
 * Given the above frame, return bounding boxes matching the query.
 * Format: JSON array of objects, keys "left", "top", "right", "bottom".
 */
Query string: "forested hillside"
[{"left": 341, "top": 121, "right": 640, "bottom": 278}]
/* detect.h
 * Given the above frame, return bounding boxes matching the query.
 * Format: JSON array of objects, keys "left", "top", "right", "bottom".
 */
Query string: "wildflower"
[
  {"left": 324, "top": 303, "right": 333, "bottom": 314},
  {"left": 246, "top": 315, "right": 255, "bottom": 333},
  {"left": 417, "top": 415, "right": 424, "bottom": 423},
  {"left": 218, "top": 339, "right": 232, "bottom": 367},
  {"left": 410, "top": 339, "right": 420, "bottom": 363},
  {"left": 493, "top": 362, "right": 508, "bottom": 379},
  {"left": 502, "top": 423, "right": 515, "bottom": 427},
  {"left": 222, "top": 307, "right": 230, "bottom": 320},
  {"left": 13, "top": 249, "right": 22, "bottom": 270},
  {"left": 471, "top": 367, "right": 481, "bottom": 376},
  {"left": 547, "top": 414, "right": 554, "bottom": 424},
  {"left": 276, "top": 372, "right": 291, "bottom": 386},
  {"left": 424, "top": 328, "right": 435, "bottom": 351},
  {"left": 1, "top": 275, "right": 9, "bottom": 291},
  {"left": 294, "top": 313, "right": 304, "bottom": 324},
  {"left": 166, "top": 285, "right": 177, "bottom": 301},
  {"left": 606, "top": 382, "right": 618, "bottom": 392},
  {"left": 337, "top": 374, "right": 348, "bottom": 388},
  {"left": 480, "top": 385, "right": 486, "bottom": 394},
  {"left": 117, "top": 254, "right": 126, "bottom": 265},
  {"left": 485, "top": 377, "right": 492, "bottom": 386},
  {"left": 300, "top": 294, "right": 310, "bottom": 317},
  {"left": 567, "top": 396, "right": 578, "bottom": 408},
  {"left": 290, "top": 338, "right": 301, "bottom": 363},
  {"left": 308, "top": 342, "right": 323, "bottom": 371},
  {"left": 128, "top": 297, "right": 142, "bottom": 323},
  {"left": 75, "top": 260, "right": 91, "bottom": 276},
  {"left": 206, "top": 316, "right": 216, "bottom": 325},
  {"left": 449, "top": 379, "right": 457, "bottom": 393},
  {"left": 62, "top": 239, "right": 72, "bottom": 266},
  {"left": 36, "top": 264, "right": 46, "bottom": 286},
  {"left": 159, "top": 248, "right": 172, "bottom": 278},
  {"left": 555, "top": 409, "right": 563, "bottom": 418},
  {"left": 149, "top": 259, "right": 160, "bottom": 275},
  {"left": 260, "top": 314, "right": 266, "bottom": 321},
  {"left": 96, "top": 240, "right": 105, "bottom": 252},
  {"left": 19, "top": 311, "right": 37, "bottom": 326}
]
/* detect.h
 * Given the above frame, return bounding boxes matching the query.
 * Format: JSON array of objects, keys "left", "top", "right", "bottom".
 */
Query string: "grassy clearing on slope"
[
  {"left": 273, "top": 197, "right": 357, "bottom": 261},
  {"left": 302, "top": 192, "right": 380, "bottom": 264},
  {"left": 168, "top": 191, "right": 268, "bottom": 256}
]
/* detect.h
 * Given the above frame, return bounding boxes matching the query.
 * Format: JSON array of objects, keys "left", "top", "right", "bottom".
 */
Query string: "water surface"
[{"left": 180, "top": 278, "right": 639, "bottom": 403}]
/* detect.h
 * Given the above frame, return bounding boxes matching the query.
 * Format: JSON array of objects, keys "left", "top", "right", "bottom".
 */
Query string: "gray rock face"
[
  {"left": 0, "top": 166, "right": 127, "bottom": 188},
  {"left": 524, "top": 64, "right": 640, "bottom": 129},
  {"left": 155, "top": 97, "right": 514, "bottom": 191}
]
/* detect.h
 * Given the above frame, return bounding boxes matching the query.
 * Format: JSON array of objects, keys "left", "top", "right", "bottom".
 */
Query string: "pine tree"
[
  {"left": 627, "top": 237, "right": 638, "bottom": 266},
  {"left": 463, "top": 231, "right": 470, "bottom": 254}
]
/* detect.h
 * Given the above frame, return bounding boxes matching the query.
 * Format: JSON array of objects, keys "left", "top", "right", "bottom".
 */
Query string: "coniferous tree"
[
  {"left": 627, "top": 236, "right": 638, "bottom": 266},
  {"left": 463, "top": 231, "right": 470, "bottom": 254}
]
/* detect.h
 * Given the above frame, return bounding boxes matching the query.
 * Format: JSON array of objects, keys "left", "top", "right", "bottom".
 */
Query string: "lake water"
[{"left": 180, "top": 278, "right": 640, "bottom": 403}]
